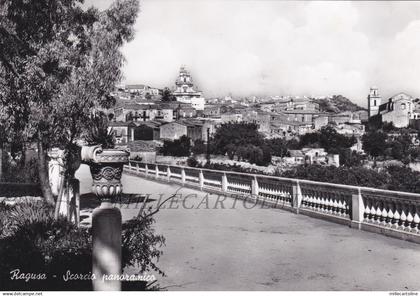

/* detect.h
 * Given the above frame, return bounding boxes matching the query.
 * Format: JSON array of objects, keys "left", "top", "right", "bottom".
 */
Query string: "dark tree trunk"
[
  {"left": 0, "top": 144, "right": 3, "bottom": 181},
  {"left": 37, "top": 139, "right": 54, "bottom": 204},
  {"left": 21, "top": 143, "right": 28, "bottom": 182}
]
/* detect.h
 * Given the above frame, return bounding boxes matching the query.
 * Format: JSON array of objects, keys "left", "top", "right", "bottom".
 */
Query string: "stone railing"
[{"left": 124, "top": 161, "right": 420, "bottom": 244}]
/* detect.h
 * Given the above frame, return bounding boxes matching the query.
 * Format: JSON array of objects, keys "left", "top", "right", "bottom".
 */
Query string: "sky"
[{"left": 84, "top": 0, "right": 420, "bottom": 107}]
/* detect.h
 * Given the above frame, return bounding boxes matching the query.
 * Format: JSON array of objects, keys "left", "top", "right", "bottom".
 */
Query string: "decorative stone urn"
[
  {"left": 81, "top": 145, "right": 129, "bottom": 202},
  {"left": 81, "top": 145, "right": 129, "bottom": 291}
]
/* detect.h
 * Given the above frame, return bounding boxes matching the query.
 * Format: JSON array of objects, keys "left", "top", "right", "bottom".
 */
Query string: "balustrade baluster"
[
  {"left": 392, "top": 204, "right": 400, "bottom": 229},
  {"left": 327, "top": 196, "right": 332, "bottom": 213},
  {"left": 325, "top": 197, "right": 331, "bottom": 213},
  {"left": 316, "top": 195, "right": 322, "bottom": 211},
  {"left": 412, "top": 211, "right": 419, "bottom": 233},
  {"left": 321, "top": 195, "right": 326, "bottom": 212},
  {"left": 381, "top": 204, "right": 388, "bottom": 225},
  {"left": 336, "top": 198, "right": 342, "bottom": 216},
  {"left": 374, "top": 201, "right": 381, "bottom": 223},
  {"left": 331, "top": 199, "right": 337, "bottom": 214},
  {"left": 310, "top": 194, "right": 315, "bottom": 209},
  {"left": 342, "top": 197, "right": 348, "bottom": 216},
  {"left": 400, "top": 208, "right": 407, "bottom": 230},
  {"left": 406, "top": 210, "right": 414, "bottom": 231},
  {"left": 335, "top": 197, "right": 340, "bottom": 214},
  {"left": 336, "top": 200, "right": 343, "bottom": 216},
  {"left": 320, "top": 195, "right": 326, "bottom": 212},
  {"left": 364, "top": 202, "right": 370, "bottom": 222},
  {"left": 386, "top": 203, "right": 394, "bottom": 227},
  {"left": 306, "top": 195, "right": 311, "bottom": 207},
  {"left": 369, "top": 203, "right": 375, "bottom": 222}
]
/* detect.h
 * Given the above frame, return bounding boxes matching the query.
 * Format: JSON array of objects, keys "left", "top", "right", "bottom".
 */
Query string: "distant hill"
[{"left": 314, "top": 95, "right": 365, "bottom": 113}]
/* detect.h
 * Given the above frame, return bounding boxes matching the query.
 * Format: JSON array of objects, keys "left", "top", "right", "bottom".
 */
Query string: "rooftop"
[
  {"left": 127, "top": 140, "right": 160, "bottom": 152},
  {"left": 283, "top": 109, "right": 321, "bottom": 114}
]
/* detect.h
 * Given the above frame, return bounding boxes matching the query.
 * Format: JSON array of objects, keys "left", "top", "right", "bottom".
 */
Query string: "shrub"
[
  {"left": 84, "top": 112, "right": 115, "bottom": 149},
  {"left": 132, "top": 155, "right": 143, "bottom": 162},
  {"left": 191, "top": 139, "right": 206, "bottom": 155},
  {"left": 0, "top": 201, "right": 92, "bottom": 290},
  {"left": 187, "top": 156, "right": 198, "bottom": 167},
  {"left": 2, "top": 156, "right": 39, "bottom": 183},
  {"left": 280, "top": 165, "right": 390, "bottom": 189},
  {"left": 0, "top": 201, "right": 165, "bottom": 290},
  {"left": 122, "top": 216, "right": 165, "bottom": 276},
  {"left": 160, "top": 135, "right": 191, "bottom": 157}
]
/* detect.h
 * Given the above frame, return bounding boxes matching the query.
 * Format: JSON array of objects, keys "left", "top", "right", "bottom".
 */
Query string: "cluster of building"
[
  {"left": 109, "top": 67, "right": 209, "bottom": 145},
  {"left": 113, "top": 84, "right": 162, "bottom": 100},
  {"left": 109, "top": 65, "right": 420, "bottom": 167},
  {"left": 283, "top": 148, "right": 340, "bottom": 167},
  {"left": 109, "top": 66, "right": 370, "bottom": 152}
]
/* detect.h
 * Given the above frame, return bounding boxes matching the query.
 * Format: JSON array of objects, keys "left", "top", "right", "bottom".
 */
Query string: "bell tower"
[{"left": 368, "top": 86, "right": 381, "bottom": 118}]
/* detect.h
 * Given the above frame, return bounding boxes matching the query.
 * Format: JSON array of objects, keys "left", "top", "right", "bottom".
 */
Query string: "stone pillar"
[
  {"left": 48, "top": 148, "right": 65, "bottom": 197},
  {"left": 155, "top": 165, "right": 159, "bottom": 178},
  {"left": 92, "top": 203, "right": 122, "bottom": 291},
  {"left": 251, "top": 176, "right": 259, "bottom": 197},
  {"left": 145, "top": 164, "right": 149, "bottom": 176},
  {"left": 351, "top": 188, "right": 364, "bottom": 229},
  {"left": 199, "top": 170, "right": 204, "bottom": 190},
  {"left": 222, "top": 173, "right": 228, "bottom": 192},
  {"left": 292, "top": 181, "right": 303, "bottom": 213},
  {"left": 181, "top": 168, "right": 186, "bottom": 184},
  {"left": 167, "top": 166, "right": 171, "bottom": 181}
]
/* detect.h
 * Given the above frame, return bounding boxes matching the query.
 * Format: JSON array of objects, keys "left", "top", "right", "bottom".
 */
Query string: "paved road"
[{"left": 77, "top": 165, "right": 420, "bottom": 291}]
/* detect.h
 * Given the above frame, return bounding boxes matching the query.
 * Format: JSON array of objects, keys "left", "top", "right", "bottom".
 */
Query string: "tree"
[
  {"left": 318, "top": 126, "right": 356, "bottom": 152},
  {"left": 191, "top": 139, "right": 206, "bottom": 155},
  {"left": 386, "top": 133, "right": 414, "bottom": 164},
  {"left": 161, "top": 87, "right": 175, "bottom": 102},
  {"left": 362, "top": 130, "right": 387, "bottom": 158},
  {"left": 211, "top": 122, "right": 264, "bottom": 160},
  {"left": 338, "top": 148, "right": 364, "bottom": 167},
  {"left": 0, "top": 0, "right": 139, "bottom": 203},
  {"left": 300, "top": 125, "right": 356, "bottom": 153},
  {"left": 161, "top": 135, "right": 191, "bottom": 157},
  {"left": 264, "top": 138, "right": 289, "bottom": 157}
]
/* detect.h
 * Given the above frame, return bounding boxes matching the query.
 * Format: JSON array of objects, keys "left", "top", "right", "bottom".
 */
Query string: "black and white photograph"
[{"left": 1, "top": 0, "right": 420, "bottom": 294}]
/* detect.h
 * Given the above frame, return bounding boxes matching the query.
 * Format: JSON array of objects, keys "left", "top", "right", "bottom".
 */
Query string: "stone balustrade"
[{"left": 124, "top": 161, "right": 420, "bottom": 244}]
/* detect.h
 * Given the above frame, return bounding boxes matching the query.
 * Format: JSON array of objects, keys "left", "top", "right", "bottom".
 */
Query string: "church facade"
[
  {"left": 173, "top": 66, "right": 206, "bottom": 110},
  {"left": 367, "top": 87, "right": 420, "bottom": 128}
]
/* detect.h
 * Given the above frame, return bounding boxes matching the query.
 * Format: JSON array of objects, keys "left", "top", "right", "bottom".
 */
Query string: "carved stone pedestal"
[
  {"left": 81, "top": 145, "right": 129, "bottom": 291},
  {"left": 92, "top": 203, "right": 122, "bottom": 291}
]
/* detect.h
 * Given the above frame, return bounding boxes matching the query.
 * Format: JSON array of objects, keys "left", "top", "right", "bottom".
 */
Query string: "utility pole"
[{"left": 206, "top": 127, "right": 211, "bottom": 163}]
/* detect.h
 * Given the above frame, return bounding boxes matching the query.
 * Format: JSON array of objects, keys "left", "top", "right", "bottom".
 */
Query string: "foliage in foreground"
[
  {"left": 0, "top": 201, "right": 165, "bottom": 290},
  {"left": 1, "top": 152, "right": 39, "bottom": 183},
  {"left": 0, "top": 0, "right": 139, "bottom": 203}
]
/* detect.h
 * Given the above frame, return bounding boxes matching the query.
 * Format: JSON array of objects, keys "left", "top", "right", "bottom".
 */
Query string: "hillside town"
[{"left": 105, "top": 65, "right": 420, "bottom": 175}]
